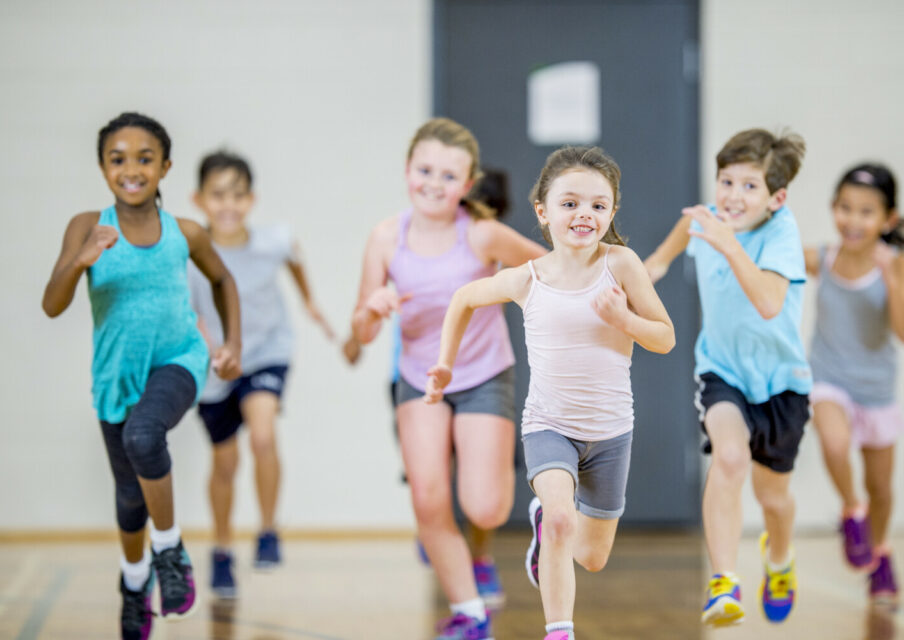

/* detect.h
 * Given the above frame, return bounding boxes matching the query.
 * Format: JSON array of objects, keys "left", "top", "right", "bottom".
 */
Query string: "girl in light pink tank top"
[
  {"left": 350, "top": 118, "right": 545, "bottom": 637},
  {"left": 425, "top": 146, "right": 674, "bottom": 640}
]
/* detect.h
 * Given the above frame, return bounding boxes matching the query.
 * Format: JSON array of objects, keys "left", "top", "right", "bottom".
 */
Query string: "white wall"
[
  {"left": 3, "top": 0, "right": 903, "bottom": 535},
  {"left": 0, "top": 0, "right": 429, "bottom": 531},
  {"left": 701, "top": 0, "right": 904, "bottom": 530}
]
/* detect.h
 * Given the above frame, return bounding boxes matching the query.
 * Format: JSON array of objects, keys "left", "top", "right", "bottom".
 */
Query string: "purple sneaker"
[
  {"left": 841, "top": 513, "right": 873, "bottom": 570},
  {"left": 435, "top": 612, "right": 493, "bottom": 639},
  {"left": 152, "top": 540, "right": 198, "bottom": 619},
  {"left": 525, "top": 497, "right": 542, "bottom": 589},
  {"left": 119, "top": 572, "right": 155, "bottom": 640},
  {"left": 473, "top": 559, "right": 505, "bottom": 609},
  {"left": 870, "top": 554, "right": 899, "bottom": 604}
]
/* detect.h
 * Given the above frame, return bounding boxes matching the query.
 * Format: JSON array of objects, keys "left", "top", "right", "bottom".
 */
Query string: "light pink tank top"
[
  {"left": 388, "top": 207, "right": 515, "bottom": 393},
  {"left": 522, "top": 250, "right": 634, "bottom": 441}
]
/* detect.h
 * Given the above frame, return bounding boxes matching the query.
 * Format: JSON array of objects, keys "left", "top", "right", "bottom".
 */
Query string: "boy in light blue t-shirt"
[{"left": 645, "top": 129, "right": 810, "bottom": 628}]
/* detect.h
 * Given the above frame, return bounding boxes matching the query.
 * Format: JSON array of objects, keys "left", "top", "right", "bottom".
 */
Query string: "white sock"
[
  {"left": 767, "top": 554, "right": 792, "bottom": 573},
  {"left": 120, "top": 553, "right": 151, "bottom": 591},
  {"left": 149, "top": 523, "right": 181, "bottom": 553},
  {"left": 546, "top": 620, "right": 575, "bottom": 632},
  {"left": 450, "top": 598, "right": 486, "bottom": 622}
]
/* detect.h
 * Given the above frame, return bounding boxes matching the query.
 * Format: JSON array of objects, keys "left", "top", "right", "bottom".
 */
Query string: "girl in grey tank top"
[{"left": 806, "top": 164, "right": 904, "bottom": 599}]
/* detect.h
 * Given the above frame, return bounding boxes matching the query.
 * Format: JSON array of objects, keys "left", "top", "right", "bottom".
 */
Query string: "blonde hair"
[
  {"left": 407, "top": 117, "right": 495, "bottom": 220},
  {"left": 716, "top": 128, "right": 806, "bottom": 194},
  {"left": 529, "top": 146, "right": 626, "bottom": 246}
]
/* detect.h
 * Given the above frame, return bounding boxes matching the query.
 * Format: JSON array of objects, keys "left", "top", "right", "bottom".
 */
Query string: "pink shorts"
[{"left": 810, "top": 382, "right": 904, "bottom": 449}]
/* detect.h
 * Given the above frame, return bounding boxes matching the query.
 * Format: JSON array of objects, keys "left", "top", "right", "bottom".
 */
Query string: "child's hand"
[
  {"left": 364, "top": 287, "right": 411, "bottom": 319},
  {"left": 683, "top": 205, "right": 739, "bottom": 256},
  {"left": 212, "top": 344, "right": 242, "bottom": 380},
  {"left": 591, "top": 285, "right": 630, "bottom": 330},
  {"left": 76, "top": 225, "right": 119, "bottom": 268},
  {"left": 424, "top": 364, "right": 452, "bottom": 404},
  {"left": 308, "top": 304, "right": 336, "bottom": 341},
  {"left": 342, "top": 335, "right": 362, "bottom": 365}
]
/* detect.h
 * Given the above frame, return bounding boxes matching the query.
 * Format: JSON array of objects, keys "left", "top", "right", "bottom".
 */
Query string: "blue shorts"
[
  {"left": 197, "top": 365, "right": 289, "bottom": 445},
  {"left": 393, "top": 367, "right": 515, "bottom": 422},
  {"left": 523, "top": 429, "right": 633, "bottom": 520}
]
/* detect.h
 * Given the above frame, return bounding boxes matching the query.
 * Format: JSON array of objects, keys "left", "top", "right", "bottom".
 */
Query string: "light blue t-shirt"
[{"left": 687, "top": 205, "right": 812, "bottom": 403}]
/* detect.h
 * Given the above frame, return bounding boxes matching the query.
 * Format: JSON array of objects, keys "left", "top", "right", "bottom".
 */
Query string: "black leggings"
[{"left": 100, "top": 365, "right": 197, "bottom": 533}]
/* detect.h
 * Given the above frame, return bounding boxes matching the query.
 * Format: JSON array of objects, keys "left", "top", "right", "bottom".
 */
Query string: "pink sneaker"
[{"left": 544, "top": 632, "right": 574, "bottom": 640}]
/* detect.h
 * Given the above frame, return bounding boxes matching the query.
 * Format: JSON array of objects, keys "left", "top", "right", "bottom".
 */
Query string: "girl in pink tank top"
[
  {"left": 350, "top": 118, "right": 544, "bottom": 638},
  {"left": 426, "top": 146, "right": 674, "bottom": 640}
]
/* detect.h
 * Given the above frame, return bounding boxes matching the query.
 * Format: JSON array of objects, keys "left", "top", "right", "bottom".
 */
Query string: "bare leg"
[
  {"left": 532, "top": 469, "right": 578, "bottom": 623},
  {"left": 241, "top": 392, "right": 281, "bottom": 531},
  {"left": 137, "top": 473, "right": 175, "bottom": 531},
  {"left": 120, "top": 528, "right": 147, "bottom": 563},
  {"left": 812, "top": 401, "right": 860, "bottom": 509},
  {"left": 862, "top": 445, "right": 895, "bottom": 548},
  {"left": 468, "top": 523, "right": 494, "bottom": 560},
  {"left": 397, "top": 399, "right": 478, "bottom": 604},
  {"left": 454, "top": 414, "right": 515, "bottom": 533},
  {"left": 702, "top": 403, "right": 752, "bottom": 573},
  {"left": 573, "top": 513, "right": 619, "bottom": 573},
  {"left": 751, "top": 463, "right": 795, "bottom": 564},
  {"left": 209, "top": 437, "right": 239, "bottom": 548}
]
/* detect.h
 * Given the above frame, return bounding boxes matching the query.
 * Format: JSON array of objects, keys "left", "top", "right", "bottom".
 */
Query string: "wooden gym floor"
[{"left": 0, "top": 530, "right": 900, "bottom": 639}]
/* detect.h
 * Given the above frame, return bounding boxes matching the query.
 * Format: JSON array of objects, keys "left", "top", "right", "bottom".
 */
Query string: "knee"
[
  {"left": 711, "top": 444, "right": 751, "bottom": 483},
  {"left": 756, "top": 487, "right": 793, "bottom": 516},
  {"left": 463, "top": 500, "right": 510, "bottom": 531},
  {"left": 819, "top": 433, "right": 849, "bottom": 460},
  {"left": 212, "top": 450, "right": 239, "bottom": 482},
  {"left": 122, "top": 424, "right": 168, "bottom": 477},
  {"left": 410, "top": 483, "right": 452, "bottom": 527},
  {"left": 542, "top": 506, "right": 577, "bottom": 544},
  {"left": 580, "top": 550, "right": 611, "bottom": 573},
  {"left": 249, "top": 428, "right": 277, "bottom": 459}
]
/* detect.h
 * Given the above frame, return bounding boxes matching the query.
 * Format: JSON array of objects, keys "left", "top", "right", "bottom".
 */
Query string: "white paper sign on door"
[{"left": 527, "top": 61, "right": 600, "bottom": 146}]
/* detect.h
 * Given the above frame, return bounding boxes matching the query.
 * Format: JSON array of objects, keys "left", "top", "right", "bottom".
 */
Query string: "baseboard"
[{"left": 0, "top": 527, "right": 416, "bottom": 544}]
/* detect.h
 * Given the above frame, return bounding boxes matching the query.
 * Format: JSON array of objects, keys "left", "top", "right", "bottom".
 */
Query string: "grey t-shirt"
[
  {"left": 810, "top": 246, "right": 897, "bottom": 406},
  {"left": 189, "top": 225, "right": 294, "bottom": 403}
]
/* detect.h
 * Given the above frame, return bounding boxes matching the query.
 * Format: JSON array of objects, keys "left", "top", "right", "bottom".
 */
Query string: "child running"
[
  {"left": 805, "top": 164, "right": 903, "bottom": 603},
  {"left": 426, "top": 146, "right": 675, "bottom": 640},
  {"left": 351, "top": 117, "right": 545, "bottom": 639},
  {"left": 187, "top": 151, "right": 336, "bottom": 598},
  {"left": 42, "top": 112, "right": 242, "bottom": 640},
  {"left": 645, "top": 128, "right": 811, "bottom": 627}
]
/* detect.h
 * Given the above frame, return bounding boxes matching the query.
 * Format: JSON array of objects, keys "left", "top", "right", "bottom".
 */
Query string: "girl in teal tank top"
[{"left": 42, "top": 113, "right": 242, "bottom": 638}]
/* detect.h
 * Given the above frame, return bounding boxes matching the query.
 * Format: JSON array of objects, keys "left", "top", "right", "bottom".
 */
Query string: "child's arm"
[
  {"left": 876, "top": 244, "right": 904, "bottom": 341},
  {"left": 598, "top": 247, "right": 675, "bottom": 353},
  {"left": 42, "top": 212, "right": 111, "bottom": 317},
  {"left": 351, "top": 218, "right": 403, "bottom": 345},
  {"left": 178, "top": 219, "right": 242, "bottom": 380},
  {"left": 469, "top": 219, "right": 547, "bottom": 267},
  {"left": 643, "top": 215, "right": 692, "bottom": 283},
  {"left": 286, "top": 241, "right": 335, "bottom": 340},
  {"left": 803, "top": 246, "right": 821, "bottom": 277},
  {"left": 425, "top": 265, "right": 532, "bottom": 402},
  {"left": 683, "top": 205, "right": 789, "bottom": 319}
]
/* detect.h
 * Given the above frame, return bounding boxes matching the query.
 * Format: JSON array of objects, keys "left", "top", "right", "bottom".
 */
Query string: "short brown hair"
[
  {"left": 716, "top": 128, "right": 806, "bottom": 194},
  {"left": 529, "top": 146, "right": 626, "bottom": 246}
]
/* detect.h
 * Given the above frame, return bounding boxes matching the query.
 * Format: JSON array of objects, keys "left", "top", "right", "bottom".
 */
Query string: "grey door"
[{"left": 435, "top": 0, "right": 701, "bottom": 526}]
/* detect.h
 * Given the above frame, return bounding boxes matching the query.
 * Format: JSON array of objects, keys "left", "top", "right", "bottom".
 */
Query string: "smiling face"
[
  {"left": 194, "top": 167, "right": 254, "bottom": 237},
  {"left": 832, "top": 183, "right": 893, "bottom": 251},
  {"left": 99, "top": 126, "right": 171, "bottom": 208},
  {"left": 535, "top": 168, "right": 616, "bottom": 250},
  {"left": 715, "top": 162, "right": 785, "bottom": 232},
  {"left": 405, "top": 139, "right": 475, "bottom": 219}
]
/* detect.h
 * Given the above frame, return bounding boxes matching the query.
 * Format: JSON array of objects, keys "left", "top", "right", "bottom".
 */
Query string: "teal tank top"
[{"left": 87, "top": 206, "right": 209, "bottom": 422}]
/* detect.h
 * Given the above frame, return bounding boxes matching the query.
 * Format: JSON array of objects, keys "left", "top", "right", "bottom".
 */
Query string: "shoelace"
[
  {"left": 121, "top": 586, "right": 154, "bottom": 629},
  {"left": 708, "top": 576, "right": 737, "bottom": 598},
  {"left": 435, "top": 613, "right": 473, "bottom": 632},
  {"left": 766, "top": 571, "right": 793, "bottom": 600},
  {"left": 154, "top": 548, "right": 190, "bottom": 598}
]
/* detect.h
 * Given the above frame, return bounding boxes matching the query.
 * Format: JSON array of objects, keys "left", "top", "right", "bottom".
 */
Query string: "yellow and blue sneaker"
[
  {"left": 701, "top": 573, "right": 744, "bottom": 627},
  {"left": 758, "top": 532, "right": 796, "bottom": 623}
]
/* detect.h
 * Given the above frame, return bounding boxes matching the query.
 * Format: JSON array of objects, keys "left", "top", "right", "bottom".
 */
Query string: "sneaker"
[
  {"left": 434, "top": 612, "right": 493, "bottom": 640},
  {"left": 525, "top": 497, "right": 542, "bottom": 589},
  {"left": 759, "top": 532, "right": 796, "bottom": 623},
  {"left": 151, "top": 540, "right": 198, "bottom": 619},
  {"left": 842, "top": 513, "right": 874, "bottom": 570},
  {"left": 473, "top": 559, "right": 505, "bottom": 609},
  {"left": 869, "top": 553, "right": 899, "bottom": 604},
  {"left": 254, "top": 530, "right": 281, "bottom": 570},
  {"left": 544, "top": 632, "right": 574, "bottom": 640},
  {"left": 210, "top": 549, "right": 237, "bottom": 599},
  {"left": 701, "top": 573, "right": 744, "bottom": 627},
  {"left": 119, "top": 572, "right": 155, "bottom": 640}
]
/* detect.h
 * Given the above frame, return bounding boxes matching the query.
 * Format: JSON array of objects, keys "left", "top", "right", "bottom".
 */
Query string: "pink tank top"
[
  {"left": 388, "top": 207, "right": 515, "bottom": 393},
  {"left": 522, "top": 251, "right": 634, "bottom": 441}
]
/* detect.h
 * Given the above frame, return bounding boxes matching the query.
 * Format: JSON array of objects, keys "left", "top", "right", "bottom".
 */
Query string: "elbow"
[
  {"left": 42, "top": 296, "right": 61, "bottom": 318},
  {"left": 757, "top": 303, "right": 782, "bottom": 321}
]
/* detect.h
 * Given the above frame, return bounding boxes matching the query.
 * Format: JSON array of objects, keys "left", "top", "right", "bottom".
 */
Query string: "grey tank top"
[
  {"left": 809, "top": 246, "right": 897, "bottom": 406},
  {"left": 188, "top": 225, "right": 294, "bottom": 402}
]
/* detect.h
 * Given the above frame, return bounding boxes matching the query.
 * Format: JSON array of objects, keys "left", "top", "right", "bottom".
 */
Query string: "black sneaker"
[
  {"left": 254, "top": 531, "right": 281, "bottom": 570},
  {"left": 151, "top": 540, "right": 198, "bottom": 619},
  {"left": 211, "top": 549, "right": 237, "bottom": 599},
  {"left": 119, "top": 572, "right": 155, "bottom": 640}
]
